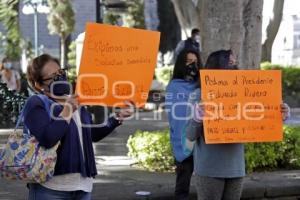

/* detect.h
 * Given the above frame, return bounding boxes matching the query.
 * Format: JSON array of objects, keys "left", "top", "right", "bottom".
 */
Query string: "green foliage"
[
  {"left": 245, "top": 142, "right": 285, "bottom": 173},
  {"left": 127, "top": 129, "right": 174, "bottom": 172},
  {"left": 125, "top": 0, "right": 145, "bottom": 28},
  {"left": 67, "top": 67, "right": 76, "bottom": 85},
  {"left": 279, "top": 126, "right": 300, "bottom": 168},
  {"left": 66, "top": 41, "right": 77, "bottom": 84},
  {"left": 261, "top": 62, "right": 300, "bottom": 107},
  {"left": 260, "top": 62, "right": 282, "bottom": 69},
  {"left": 0, "top": 32, "right": 6, "bottom": 55},
  {"left": 245, "top": 126, "right": 300, "bottom": 173},
  {"left": 103, "top": 12, "right": 121, "bottom": 25},
  {"left": 47, "top": 0, "right": 75, "bottom": 67},
  {"left": 0, "top": 0, "right": 22, "bottom": 59},
  {"left": 0, "top": 83, "right": 27, "bottom": 128},
  {"left": 155, "top": 65, "right": 173, "bottom": 86},
  {"left": 127, "top": 126, "right": 300, "bottom": 173},
  {"left": 67, "top": 41, "right": 76, "bottom": 68},
  {"left": 20, "top": 39, "right": 34, "bottom": 61},
  {"left": 47, "top": 0, "right": 75, "bottom": 39}
]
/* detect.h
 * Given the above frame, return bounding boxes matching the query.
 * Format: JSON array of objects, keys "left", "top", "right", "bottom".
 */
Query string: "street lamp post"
[
  {"left": 33, "top": 5, "right": 38, "bottom": 57},
  {"left": 22, "top": 0, "right": 49, "bottom": 57}
]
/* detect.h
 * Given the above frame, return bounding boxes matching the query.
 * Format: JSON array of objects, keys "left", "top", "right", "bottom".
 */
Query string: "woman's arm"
[
  {"left": 15, "top": 70, "right": 21, "bottom": 92},
  {"left": 90, "top": 104, "right": 133, "bottom": 142},
  {"left": 16, "top": 79, "right": 21, "bottom": 92},
  {"left": 186, "top": 103, "right": 204, "bottom": 141},
  {"left": 186, "top": 119, "right": 203, "bottom": 141},
  {"left": 90, "top": 116, "right": 121, "bottom": 142},
  {"left": 184, "top": 88, "right": 203, "bottom": 141},
  {"left": 24, "top": 96, "right": 69, "bottom": 148}
]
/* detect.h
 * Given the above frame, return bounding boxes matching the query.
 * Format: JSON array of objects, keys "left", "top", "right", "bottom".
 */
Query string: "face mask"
[
  {"left": 4, "top": 62, "right": 12, "bottom": 69},
  {"left": 184, "top": 62, "right": 199, "bottom": 82},
  {"left": 195, "top": 35, "right": 201, "bottom": 43},
  {"left": 47, "top": 74, "right": 71, "bottom": 97}
]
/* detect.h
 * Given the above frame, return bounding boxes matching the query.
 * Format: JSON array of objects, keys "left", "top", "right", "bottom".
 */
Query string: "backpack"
[{"left": 0, "top": 94, "right": 59, "bottom": 183}]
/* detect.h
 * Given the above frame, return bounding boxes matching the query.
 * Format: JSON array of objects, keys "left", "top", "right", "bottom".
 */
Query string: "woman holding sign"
[
  {"left": 165, "top": 49, "right": 202, "bottom": 200},
  {"left": 186, "top": 50, "right": 290, "bottom": 200},
  {"left": 24, "top": 54, "right": 133, "bottom": 200}
]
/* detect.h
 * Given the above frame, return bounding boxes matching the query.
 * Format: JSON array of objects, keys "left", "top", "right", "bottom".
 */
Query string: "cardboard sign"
[
  {"left": 76, "top": 23, "right": 160, "bottom": 107},
  {"left": 200, "top": 70, "right": 283, "bottom": 144}
]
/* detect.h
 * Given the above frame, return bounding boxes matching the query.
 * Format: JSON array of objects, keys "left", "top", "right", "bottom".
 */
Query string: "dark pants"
[{"left": 175, "top": 156, "right": 194, "bottom": 200}]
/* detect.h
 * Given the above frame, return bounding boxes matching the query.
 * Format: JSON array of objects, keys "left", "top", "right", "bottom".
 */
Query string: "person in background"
[
  {"left": 186, "top": 50, "right": 290, "bottom": 200},
  {"left": 174, "top": 28, "right": 201, "bottom": 61},
  {"left": 165, "top": 49, "right": 202, "bottom": 200},
  {"left": 25, "top": 54, "right": 133, "bottom": 200},
  {"left": 0, "top": 58, "right": 21, "bottom": 92}
]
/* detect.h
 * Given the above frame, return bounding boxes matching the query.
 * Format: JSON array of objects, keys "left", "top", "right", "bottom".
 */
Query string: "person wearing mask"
[
  {"left": 165, "top": 50, "right": 202, "bottom": 200},
  {"left": 174, "top": 28, "right": 201, "bottom": 61},
  {"left": 186, "top": 50, "right": 290, "bottom": 200},
  {"left": 24, "top": 54, "right": 133, "bottom": 200},
  {"left": 0, "top": 58, "right": 21, "bottom": 92}
]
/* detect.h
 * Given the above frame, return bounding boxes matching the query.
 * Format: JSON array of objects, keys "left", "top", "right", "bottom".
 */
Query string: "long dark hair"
[
  {"left": 172, "top": 49, "right": 202, "bottom": 80},
  {"left": 205, "top": 49, "right": 238, "bottom": 70}
]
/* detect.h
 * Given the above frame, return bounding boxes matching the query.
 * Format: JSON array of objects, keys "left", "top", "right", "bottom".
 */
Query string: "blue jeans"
[{"left": 28, "top": 183, "right": 91, "bottom": 200}]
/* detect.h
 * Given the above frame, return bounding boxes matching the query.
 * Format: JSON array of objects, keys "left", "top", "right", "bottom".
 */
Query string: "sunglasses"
[{"left": 42, "top": 69, "right": 66, "bottom": 82}]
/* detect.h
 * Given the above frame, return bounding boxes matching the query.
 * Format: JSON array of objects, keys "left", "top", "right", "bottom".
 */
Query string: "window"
[{"left": 294, "top": 34, "right": 300, "bottom": 49}]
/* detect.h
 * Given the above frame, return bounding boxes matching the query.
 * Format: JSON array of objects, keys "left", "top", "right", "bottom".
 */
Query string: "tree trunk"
[
  {"left": 199, "top": 0, "right": 263, "bottom": 69},
  {"left": 261, "top": 0, "right": 284, "bottom": 62},
  {"left": 157, "top": 0, "right": 181, "bottom": 54},
  {"left": 171, "top": 0, "right": 200, "bottom": 37},
  {"left": 60, "top": 38, "right": 65, "bottom": 68},
  {"left": 171, "top": 0, "right": 263, "bottom": 69},
  {"left": 65, "top": 35, "right": 71, "bottom": 67}
]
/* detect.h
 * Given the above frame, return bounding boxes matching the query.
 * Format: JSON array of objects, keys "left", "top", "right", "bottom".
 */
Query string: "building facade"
[{"left": 272, "top": 15, "right": 300, "bottom": 66}]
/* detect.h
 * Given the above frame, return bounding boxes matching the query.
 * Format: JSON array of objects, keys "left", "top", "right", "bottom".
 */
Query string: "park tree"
[
  {"left": 47, "top": 0, "right": 75, "bottom": 68},
  {"left": 103, "top": 12, "right": 122, "bottom": 25},
  {"left": 171, "top": 0, "right": 199, "bottom": 38},
  {"left": 157, "top": 0, "right": 181, "bottom": 55},
  {"left": 144, "top": 0, "right": 181, "bottom": 65},
  {"left": 126, "top": 0, "right": 145, "bottom": 28},
  {"left": 171, "top": 0, "right": 264, "bottom": 69},
  {"left": 0, "top": 0, "right": 22, "bottom": 60},
  {"left": 261, "top": 0, "right": 284, "bottom": 62}
]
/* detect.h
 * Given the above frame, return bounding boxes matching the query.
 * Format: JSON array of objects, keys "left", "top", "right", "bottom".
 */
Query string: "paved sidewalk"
[{"left": 0, "top": 110, "right": 300, "bottom": 199}]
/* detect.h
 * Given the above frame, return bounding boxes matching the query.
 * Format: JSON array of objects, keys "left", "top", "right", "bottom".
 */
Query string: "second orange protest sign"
[
  {"left": 76, "top": 23, "right": 160, "bottom": 107},
  {"left": 200, "top": 70, "right": 283, "bottom": 144}
]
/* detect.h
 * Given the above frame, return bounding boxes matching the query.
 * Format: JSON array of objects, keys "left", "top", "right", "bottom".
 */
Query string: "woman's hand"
[
  {"left": 193, "top": 103, "right": 205, "bottom": 123},
  {"left": 280, "top": 103, "right": 290, "bottom": 121},
  {"left": 115, "top": 101, "right": 135, "bottom": 122},
  {"left": 59, "top": 95, "right": 79, "bottom": 122}
]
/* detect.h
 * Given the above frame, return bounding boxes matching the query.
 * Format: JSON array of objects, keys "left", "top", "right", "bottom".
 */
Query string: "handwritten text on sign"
[
  {"left": 76, "top": 23, "right": 160, "bottom": 107},
  {"left": 200, "top": 70, "right": 283, "bottom": 144}
]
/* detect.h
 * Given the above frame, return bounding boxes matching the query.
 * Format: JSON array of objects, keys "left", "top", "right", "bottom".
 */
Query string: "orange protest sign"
[
  {"left": 76, "top": 23, "right": 160, "bottom": 107},
  {"left": 200, "top": 70, "right": 283, "bottom": 144}
]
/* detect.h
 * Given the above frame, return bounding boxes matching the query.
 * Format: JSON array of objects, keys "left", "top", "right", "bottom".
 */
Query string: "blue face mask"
[
  {"left": 48, "top": 74, "right": 71, "bottom": 96},
  {"left": 4, "top": 62, "right": 12, "bottom": 69}
]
